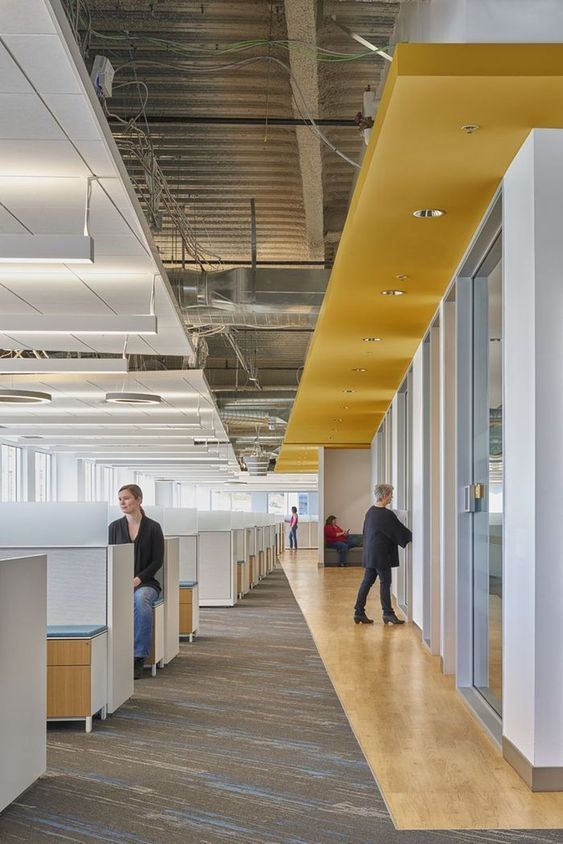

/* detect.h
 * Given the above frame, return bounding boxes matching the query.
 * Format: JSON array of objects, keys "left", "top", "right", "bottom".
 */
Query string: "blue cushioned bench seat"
[
  {"left": 180, "top": 580, "right": 198, "bottom": 588},
  {"left": 47, "top": 624, "right": 107, "bottom": 639}
]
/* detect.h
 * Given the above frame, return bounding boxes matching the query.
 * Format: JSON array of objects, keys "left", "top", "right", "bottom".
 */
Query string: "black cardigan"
[
  {"left": 108, "top": 515, "right": 164, "bottom": 592},
  {"left": 362, "top": 506, "right": 412, "bottom": 570}
]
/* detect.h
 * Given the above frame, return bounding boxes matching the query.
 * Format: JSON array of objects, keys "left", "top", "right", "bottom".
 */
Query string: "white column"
[
  {"left": 411, "top": 344, "right": 425, "bottom": 630},
  {"left": 502, "top": 129, "right": 563, "bottom": 788}
]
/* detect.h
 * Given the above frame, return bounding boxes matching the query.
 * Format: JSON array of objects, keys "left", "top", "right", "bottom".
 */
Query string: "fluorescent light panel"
[
  {"left": 0, "top": 234, "right": 94, "bottom": 264},
  {"left": 2, "top": 315, "right": 157, "bottom": 335}
]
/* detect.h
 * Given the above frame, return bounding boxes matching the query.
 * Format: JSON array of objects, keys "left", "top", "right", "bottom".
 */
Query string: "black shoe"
[
  {"left": 134, "top": 657, "right": 145, "bottom": 679},
  {"left": 339, "top": 563, "right": 347, "bottom": 567},
  {"left": 354, "top": 613, "right": 374, "bottom": 624},
  {"left": 383, "top": 613, "right": 405, "bottom": 625}
]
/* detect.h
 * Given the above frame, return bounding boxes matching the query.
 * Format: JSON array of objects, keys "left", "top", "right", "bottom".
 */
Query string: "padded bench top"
[
  {"left": 180, "top": 580, "right": 198, "bottom": 588},
  {"left": 47, "top": 624, "right": 107, "bottom": 639}
]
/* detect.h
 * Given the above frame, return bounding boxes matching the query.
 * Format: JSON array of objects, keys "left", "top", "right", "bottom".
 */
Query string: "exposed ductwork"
[{"left": 170, "top": 266, "right": 329, "bottom": 329}]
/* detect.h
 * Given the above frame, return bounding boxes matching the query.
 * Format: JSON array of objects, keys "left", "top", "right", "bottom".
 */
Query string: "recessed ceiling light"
[
  {"left": 105, "top": 392, "right": 162, "bottom": 405},
  {"left": 381, "top": 289, "right": 405, "bottom": 296},
  {"left": 395, "top": 274, "right": 409, "bottom": 281},
  {"left": 362, "top": 337, "right": 382, "bottom": 342},
  {"left": 343, "top": 389, "right": 355, "bottom": 394},
  {"left": 462, "top": 124, "right": 480, "bottom": 134},
  {"left": 353, "top": 368, "right": 367, "bottom": 372},
  {"left": 0, "top": 389, "right": 52, "bottom": 404},
  {"left": 413, "top": 209, "right": 446, "bottom": 218}
]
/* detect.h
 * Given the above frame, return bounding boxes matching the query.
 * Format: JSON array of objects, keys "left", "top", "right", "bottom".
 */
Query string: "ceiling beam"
[{"left": 284, "top": 0, "right": 325, "bottom": 263}]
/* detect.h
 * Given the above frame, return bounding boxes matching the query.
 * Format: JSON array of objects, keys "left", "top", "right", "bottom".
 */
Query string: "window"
[
  {"left": 35, "top": 452, "right": 52, "bottom": 501},
  {"left": 211, "top": 489, "right": 231, "bottom": 510},
  {"left": 1, "top": 445, "right": 22, "bottom": 502},
  {"left": 298, "top": 493, "right": 309, "bottom": 515},
  {"left": 232, "top": 491, "right": 251, "bottom": 512},
  {"left": 83, "top": 460, "right": 95, "bottom": 501},
  {"left": 268, "top": 492, "right": 286, "bottom": 514},
  {"left": 180, "top": 484, "right": 196, "bottom": 507}
]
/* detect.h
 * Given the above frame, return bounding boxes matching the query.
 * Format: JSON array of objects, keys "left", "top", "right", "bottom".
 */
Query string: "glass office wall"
[
  {"left": 1, "top": 445, "right": 22, "bottom": 502},
  {"left": 34, "top": 452, "right": 52, "bottom": 502},
  {"left": 472, "top": 238, "right": 503, "bottom": 714}
]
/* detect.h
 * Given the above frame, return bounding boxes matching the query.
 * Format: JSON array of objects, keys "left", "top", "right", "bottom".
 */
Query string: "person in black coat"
[
  {"left": 354, "top": 483, "right": 412, "bottom": 625},
  {"left": 108, "top": 484, "right": 164, "bottom": 679}
]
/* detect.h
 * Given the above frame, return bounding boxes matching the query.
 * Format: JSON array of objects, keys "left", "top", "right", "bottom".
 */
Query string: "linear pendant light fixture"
[
  {"left": 1, "top": 315, "right": 157, "bottom": 335},
  {"left": 0, "top": 234, "right": 94, "bottom": 264},
  {"left": 0, "top": 359, "right": 128, "bottom": 374}
]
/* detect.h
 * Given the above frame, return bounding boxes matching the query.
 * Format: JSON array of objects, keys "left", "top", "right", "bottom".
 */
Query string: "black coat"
[
  {"left": 362, "top": 506, "right": 412, "bottom": 570},
  {"left": 108, "top": 515, "right": 164, "bottom": 592}
]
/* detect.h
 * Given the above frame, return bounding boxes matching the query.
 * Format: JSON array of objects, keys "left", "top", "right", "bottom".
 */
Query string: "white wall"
[
  {"left": 503, "top": 129, "right": 563, "bottom": 769},
  {"left": 394, "top": 0, "right": 563, "bottom": 43},
  {"left": 411, "top": 345, "right": 425, "bottom": 629},
  {"left": 321, "top": 448, "right": 371, "bottom": 535}
]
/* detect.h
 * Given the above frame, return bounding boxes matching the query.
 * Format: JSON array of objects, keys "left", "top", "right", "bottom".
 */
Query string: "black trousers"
[{"left": 354, "top": 567, "right": 393, "bottom": 615}]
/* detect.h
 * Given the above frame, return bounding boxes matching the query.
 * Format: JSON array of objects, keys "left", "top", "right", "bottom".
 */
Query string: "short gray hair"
[{"left": 374, "top": 483, "right": 393, "bottom": 501}]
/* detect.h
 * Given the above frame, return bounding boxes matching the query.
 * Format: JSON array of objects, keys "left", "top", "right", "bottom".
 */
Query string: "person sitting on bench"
[{"left": 324, "top": 515, "right": 362, "bottom": 567}]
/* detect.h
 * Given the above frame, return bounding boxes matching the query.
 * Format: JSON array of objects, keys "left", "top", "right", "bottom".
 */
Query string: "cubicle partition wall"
[
  {"left": 198, "top": 511, "right": 236, "bottom": 607},
  {"left": 0, "top": 503, "right": 135, "bottom": 726},
  {"left": 162, "top": 537, "right": 180, "bottom": 664},
  {"left": 0, "top": 554, "right": 47, "bottom": 813},
  {"left": 245, "top": 525, "right": 257, "bottom": 589},
  {"left": 294, "top": 517, "right": 318, "bottom": 549}
]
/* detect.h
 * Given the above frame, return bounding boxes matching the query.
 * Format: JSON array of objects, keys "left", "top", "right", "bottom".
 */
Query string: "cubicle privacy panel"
[
  {"left": 163, "top": 537, "right": 180, "bottom": 664},
  {"left": 198, "top": 529, "right": 235, "bottom": 606},
  {"left": 178, "top": 534, "right": 198, "bottom": 583},
  {"left": 0, "top": 554, "right": 47, "bottom": 813},
  {"left": 162, "top": 508, "right": 197, "bottom": 536},
  {"left": 0, "top": 502, "right": 110, "bottom": 547},
  {"left": 0, "top": 547, "right": 107, "bottom": 626}
]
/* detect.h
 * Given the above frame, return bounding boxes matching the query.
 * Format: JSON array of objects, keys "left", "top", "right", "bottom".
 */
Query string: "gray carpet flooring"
[{"left": 1, "top": 568, "right": 562, "bottom": 844}]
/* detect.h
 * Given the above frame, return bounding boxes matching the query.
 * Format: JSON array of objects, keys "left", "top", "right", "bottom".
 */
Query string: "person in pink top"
[{"left": 289, "top": 506, "right": 299, "bottom": 550}]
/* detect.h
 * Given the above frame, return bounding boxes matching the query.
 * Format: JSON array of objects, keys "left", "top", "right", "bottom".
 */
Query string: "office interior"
[{"left": 1, "top": 1, "right": 563, "bottom": 842}]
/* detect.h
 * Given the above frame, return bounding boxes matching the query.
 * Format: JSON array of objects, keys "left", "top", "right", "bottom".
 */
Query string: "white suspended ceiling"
[{"left": 0, "top": 0, "right": 193, "bottom": 357}]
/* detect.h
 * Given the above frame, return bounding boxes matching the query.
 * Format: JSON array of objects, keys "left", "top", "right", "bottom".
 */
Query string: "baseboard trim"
[{"left": 503, "top": 737, "right": 563, "bottom": 792}]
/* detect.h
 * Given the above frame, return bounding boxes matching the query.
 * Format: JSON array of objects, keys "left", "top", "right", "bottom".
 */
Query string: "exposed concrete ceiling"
[{"left": 62, "top": 0, "right": 401, "bottom": 465}]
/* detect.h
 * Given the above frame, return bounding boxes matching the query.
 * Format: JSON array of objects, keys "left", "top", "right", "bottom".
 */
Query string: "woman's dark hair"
[
  {"left": 118, "top": 484, "right": 145, "bottom": 516},
  {"left": 291, "top": 506, "right": 298, "bottom": 513},
  {"left": 325, "top": 515, "right": 336, "bottom": 525}
]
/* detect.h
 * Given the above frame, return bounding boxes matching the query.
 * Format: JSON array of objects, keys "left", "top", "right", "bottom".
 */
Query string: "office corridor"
[{"left": 1, "top": 562, "right": 562, "bottom": 844}]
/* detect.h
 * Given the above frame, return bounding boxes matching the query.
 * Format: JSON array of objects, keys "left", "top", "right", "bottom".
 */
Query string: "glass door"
[{"left": 471, "top": 238, "right": 503, "bottom": 715}]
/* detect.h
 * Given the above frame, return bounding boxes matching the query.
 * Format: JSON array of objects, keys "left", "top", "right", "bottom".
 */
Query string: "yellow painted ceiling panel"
[{"left": 278, "top": 43, "right": 563, "bottom": 472}]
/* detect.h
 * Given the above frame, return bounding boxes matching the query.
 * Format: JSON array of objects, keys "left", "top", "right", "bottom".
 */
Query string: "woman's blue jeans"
[
  {"left": 328, "top": 534, "right": 362, "bottom": 564},
  {"left": 134, "top": 585, "right": 159, "bottom": 658},
  {"left": 289, "top": 525, "right": 298, "bottom": 549}
]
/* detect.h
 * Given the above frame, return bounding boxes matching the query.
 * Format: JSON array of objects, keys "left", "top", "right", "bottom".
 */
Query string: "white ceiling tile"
[
  {"left": 0, "top": 283, "right": 37, "bottom": 313},
  {"left": 3, "top": 35, "right": 82, "bottom": 95},
  {"left": 43, "top": 93, "right": 100, "bottom": 141},
  {"left": 3, "top": 277, "right": 113, "bottom": 315},
  {"left": 0, "top": 93, "right": 65, "bottom": 140},
  {"left": 0, "top": 2, "right": 56, "bottom": 35},
  {"left": 73, "top": 141, "right": 116, "bottom": 179},
  {"left": 1, "top": 333, "right": 93, "bottom": 352},
  {"left": 0, "top": 43, "right": 33, "bottom": 93},
  {"left": 0, "top": 140, "right": 90, "bottom": 177},
  {"left": 0, "top": 205, "right": 29, "bottom": 234},
  {"left": 74, "top": 274, "right": 153, "bottom": 313}
]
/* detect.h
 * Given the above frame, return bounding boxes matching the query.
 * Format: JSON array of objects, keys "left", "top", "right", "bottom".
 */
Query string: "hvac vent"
[{"left": 244, "top": 455, "right": 270, "bottom": 477}]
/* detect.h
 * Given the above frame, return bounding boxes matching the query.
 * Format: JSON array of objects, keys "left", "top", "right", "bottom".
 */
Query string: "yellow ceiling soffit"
[{"left": 276, "top": 43, "right": 563, "bottom": 473}]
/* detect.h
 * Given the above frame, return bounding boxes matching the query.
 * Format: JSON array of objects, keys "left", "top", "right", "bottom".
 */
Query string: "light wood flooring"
[{"left": 281, "top": 550, "right": 563, "bottom": 830}]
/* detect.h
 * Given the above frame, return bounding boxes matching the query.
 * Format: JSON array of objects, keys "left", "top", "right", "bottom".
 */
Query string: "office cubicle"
[{"left": 0, "top": 553, "right": 47, "bottom": 812}]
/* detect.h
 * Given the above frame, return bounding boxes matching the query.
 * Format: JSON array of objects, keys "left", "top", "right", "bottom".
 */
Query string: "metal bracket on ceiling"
[{"left": 330, "top": 16, "right": 393, "bottom": 62}]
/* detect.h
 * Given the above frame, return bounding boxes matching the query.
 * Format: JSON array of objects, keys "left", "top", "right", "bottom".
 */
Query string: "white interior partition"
[
  {"left": 0, "top": 502, "right": 109, "bottom": 546},
  {"left": 162, "top": 508, "right": 197, "bottom": 536},
  {"left": 107, "top": 544, "right": 135, "bottom": 713},
  {"left": 198, "top": 511, "right": 235, "bottom": 606},
  {"left": 0, "top": 554, "right": 47, "bottom": 813},
  {"left": 163, "top": 537, "right": 180, "bottom": 664}
]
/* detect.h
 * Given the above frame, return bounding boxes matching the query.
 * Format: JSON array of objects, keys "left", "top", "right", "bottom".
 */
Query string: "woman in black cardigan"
[{"left": 108, "top": 484, "right": 164, "bottom": 679}]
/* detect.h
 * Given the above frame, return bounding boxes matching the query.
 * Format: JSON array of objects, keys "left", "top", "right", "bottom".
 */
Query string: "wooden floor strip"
[{"left": 281, "top": 550, "right": 563, "bottom": 830}]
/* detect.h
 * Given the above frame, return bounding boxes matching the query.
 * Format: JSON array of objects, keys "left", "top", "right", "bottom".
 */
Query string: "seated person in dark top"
[
  {"left": 354, "top": 483, "right": 412, "bottom": 625},
  {"left": 108, "top": 484, "right": 164, "bottom": 679},
  {"left": 324, "top": 515, "right": 363, "bottom": 567}
]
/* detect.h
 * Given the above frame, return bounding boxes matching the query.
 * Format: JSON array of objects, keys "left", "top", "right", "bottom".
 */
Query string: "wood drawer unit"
[{"left": 47, "top": 639, "right": 92, "bottom": 718}]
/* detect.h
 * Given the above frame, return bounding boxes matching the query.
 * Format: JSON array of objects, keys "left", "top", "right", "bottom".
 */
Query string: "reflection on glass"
[{"left": 472, "top": 247, "right": 503, "bottom": 715}]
